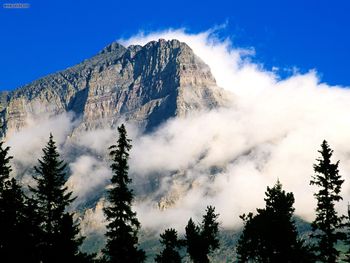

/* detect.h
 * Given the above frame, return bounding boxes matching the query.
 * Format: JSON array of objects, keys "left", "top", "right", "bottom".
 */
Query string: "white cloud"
[
  {"left": 120, "top": 28, "right": 350, "bottom": 231},
  {"left": 120, "top": 28, "right": 276, "bottom": 97},
  {"left": 67, "top": 155, "right": 112, "bottom": 207},
  {"left": 6, "top": 112, "right": 76, "bottom": 175},
  {"left": 6, "top": 27, "right": 350, "bottom": 235}
]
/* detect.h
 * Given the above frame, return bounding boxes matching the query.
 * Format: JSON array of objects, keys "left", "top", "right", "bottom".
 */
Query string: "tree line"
[{"left": 0, "top": 125, "right": 350, "bottom": 262}]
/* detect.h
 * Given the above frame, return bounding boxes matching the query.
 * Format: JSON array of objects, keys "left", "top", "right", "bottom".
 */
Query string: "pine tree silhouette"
[
  {"left": 342, "top": 203, "right": 350, "bottom": 262},
  {"left": 185, "top": 206, "right": 220, "bottom": 263},
  {"left": 155, "top": 228, "right": 182, "bottom": 263},
  {"left": 21, "top": 195, "right": 43, "bottom": 262},
  {"left": 30, "top": 134, "right": 88, "bottom": 263},
  {"left": 102, "top": 124, "right": 145, "bottom": 263},
  {"left": 237, "top": 180, "right": 314, "bottom": 262},
  {"left": 57, "top": 213, "right": 96, "bottom": 263},
  {"left": 0, "top": 141, "right": 30, "bottom": 263},
  {"left": 310, "top": 140, "right": 345, "bottom": 262},
  {"left": 201, "top": 206, "right": 220, "bottom": 256}
]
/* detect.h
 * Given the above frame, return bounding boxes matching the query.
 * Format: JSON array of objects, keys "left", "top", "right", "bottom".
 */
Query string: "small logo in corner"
[{"left": 3, "top": 2, "right": 31, "bottom": 9}]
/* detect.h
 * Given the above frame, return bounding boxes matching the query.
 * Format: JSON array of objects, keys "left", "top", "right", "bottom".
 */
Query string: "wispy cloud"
[{"left": 5, "top": 27, "right": 350, "bottom": 235}]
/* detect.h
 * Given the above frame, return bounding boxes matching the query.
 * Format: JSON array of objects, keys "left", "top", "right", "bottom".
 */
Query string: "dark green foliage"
[
  {"left": 310, "top": 140, "right": 345, "bottom": 262},
  {"left": 0, "top": 179, "right": 27, "bottom": 262},
  {"left": 0, "top": 141, "right": 15, "bottom": 258},
  {"left": 342, "top": 205, "right": 350, "bottom": 262},
  {"left": 185, "top": 206, "right": 220, "bottom": 263},
  {"left": 102, "top": 124, "right": 145, "bottom": 263},
  {"left": 155, "top": 228, "right": 182, "bottom": 263},
  {"left": 30, "top": 134, "right": 88, "bottom": 263},
  {"left": 21, "top": 196, "right": 43, "bottom": 262},
  {"left": 236, "top": 180, "right": 315, "bottom": 263},
  {"left": 56, "top": 213, "right": 95, "bottom": 263},
  {"left": 0, "top": 141, "right": 30, "bottom": 262},
  {"left": 202, "top": 206, "right": 220, "bottom": 253},
  {"left": 0, "top": 141, "right": 12, "bottom": 186},
  {"left": 185, "top": 218, "right": 202, "bottom": 262}
]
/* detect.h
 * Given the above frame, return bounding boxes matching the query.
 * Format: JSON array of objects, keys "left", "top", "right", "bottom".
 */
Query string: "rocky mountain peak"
[
  {"left": 0, "top": 39, "right": 231, "bottom": 137},
  {"left": 98, "top": 42, "right": 127, "bottom": 55}
]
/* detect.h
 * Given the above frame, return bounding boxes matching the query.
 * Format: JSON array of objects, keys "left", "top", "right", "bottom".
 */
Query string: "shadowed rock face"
[{"left": 0, "top": 39, "right": 230, "bottom": 137}]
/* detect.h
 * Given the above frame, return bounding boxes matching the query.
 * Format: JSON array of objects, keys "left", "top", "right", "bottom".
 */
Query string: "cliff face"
[{"left": 0, "top": 39, "right": 230, "bottom": 137}]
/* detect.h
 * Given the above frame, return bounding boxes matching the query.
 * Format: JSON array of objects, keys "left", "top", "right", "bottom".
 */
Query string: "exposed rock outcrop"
[{"left": 0, "top": 39, "right": 230, "bottom": 137}]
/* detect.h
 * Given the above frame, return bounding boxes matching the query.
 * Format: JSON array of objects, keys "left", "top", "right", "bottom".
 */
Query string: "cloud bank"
[
  {"left": 6, "top": 28, "right": 350, "bottom": 235},
  {"left": 121, "top": 28, "right": 350, "bottom": 231}
]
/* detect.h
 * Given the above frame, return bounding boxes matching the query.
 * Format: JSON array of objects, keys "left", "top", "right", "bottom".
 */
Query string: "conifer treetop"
[{"left": 0, "top": 141, "right": 13, "bottom": 184}]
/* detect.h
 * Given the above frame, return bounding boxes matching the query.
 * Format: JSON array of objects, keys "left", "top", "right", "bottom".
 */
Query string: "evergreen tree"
[
  {"left": 185, "top": 218, "right": 202, "bottom": 262},
  {"left": 237, "top": 180, "right": 314, "bottom": 263},
  {"left": 201, "top": 206, "right": 220, "bottom": 256},
  {"left": 21, "top": 195, "right": 43, "bottom": 263},
  {"left": 0, "top": 141, "right": 14, "bottom": 260},
  {"left": 102, "top": 124, "right": 145, "bottom": 263},
  {"left": 343, "top": 204, "right": 350, "bottom": 262},
  {"left": 0, "top": 141, "right": 12, "bottom": 189},
  {"left": 0, "top": 179, "right": 27, "bottom": 262},
  {"left": 30, "top": 134, "right": 87, "bottom": 263},
  {"left": 310, "top": 140, "right": 345, "bottom": 263},
  {"left": 0, "top": 141, "right": 29, "bottom": 262},
  {"left": 185, "top": 206, "right": 220, "bottom": 263},
  {"left": 155, "top": 228, "right": 182, "bottom": 263},
  {"left": 57, "top": 213, "right": 96, "bottom": 263}
]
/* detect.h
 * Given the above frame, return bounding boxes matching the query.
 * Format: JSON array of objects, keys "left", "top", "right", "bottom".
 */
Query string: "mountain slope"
[{"left": 0, "top": 39, "right": 230, "bottom": 137}]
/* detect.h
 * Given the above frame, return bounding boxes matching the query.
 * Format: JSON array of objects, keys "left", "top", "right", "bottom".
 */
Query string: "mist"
[{"left": 5, "top": 28, "right": 350, "bottom": 235}]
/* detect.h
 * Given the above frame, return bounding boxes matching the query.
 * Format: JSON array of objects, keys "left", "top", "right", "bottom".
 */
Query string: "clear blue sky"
[{"left": 1, "top": 0, "right": 349, "bottom": 90}]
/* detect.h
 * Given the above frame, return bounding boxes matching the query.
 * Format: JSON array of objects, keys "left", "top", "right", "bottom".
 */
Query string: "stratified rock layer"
[{"left": 0, "top": 39, "right": 230, "bottom": 137}]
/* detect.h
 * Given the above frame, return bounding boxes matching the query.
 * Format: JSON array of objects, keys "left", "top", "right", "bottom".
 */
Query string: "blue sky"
[{"left": 1, "top": 0, "right": 349, "bottom": 90}]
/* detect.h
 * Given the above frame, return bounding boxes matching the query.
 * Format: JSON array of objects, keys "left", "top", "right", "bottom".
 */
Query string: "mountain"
[
  {"left": 0, "top": 39, "right": 230, "bottom": 137},
  {"left": 0, "top": 39, "right": 238, "bottom": 261}
]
